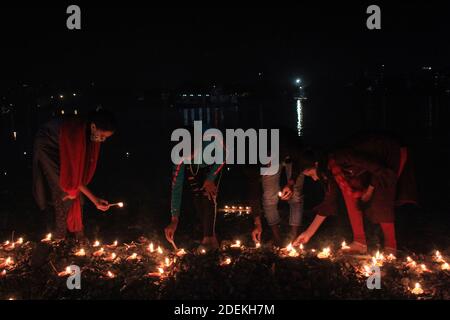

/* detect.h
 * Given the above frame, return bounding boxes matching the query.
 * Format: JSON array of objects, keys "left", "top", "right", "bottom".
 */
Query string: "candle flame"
[
  {"left": 93, "top": 240, "right": 100, "bottom": 247},
  {"left": 176, "top": 248, "right": 186, "bottom": 257},
  {"left": 16, "top": 238, "right": 24, "bottom": 245},
  {"left": 300, "top": 243, "right": 304, "bottom": 250},
  {"left": 158, "top": 267, "right": 164, "bottom": 275},
  {"left": 165, "top": 257, "right": 170, "bottom": 267},
  {"left": 441, "top": 262, "right": 450, "bottom": 271},
  {"left": 148, "top": 243, "right": 154, "bottom": 253},
  {"left": 411, "top": 282, "right": 424, "bottom": 295},
  {"left": 118, "top": 202, "right": 124, "bottom": 208},
  {"left": 157, "top": 246, "right": 163, "bottom": 254},
  {"left": 317, "top": 247, "right": 331, "bottom": 259},
  {"left": 75, "top": 248, "right": 86, "bottom": 256},
  {"left": 230, "top": 240, "right": 241, "bottom": 248},
  {"left": 93, "top": 248, "right": 104, "bottom": 257},
  {"left": 341, "top": 241, "right": 350, "bottom": 250},
  {"left": 107, "top": 271, "right": 115, "bottom": 278},
  {"left": 41, "top": 233, "right": 52, "bottom": 242}
]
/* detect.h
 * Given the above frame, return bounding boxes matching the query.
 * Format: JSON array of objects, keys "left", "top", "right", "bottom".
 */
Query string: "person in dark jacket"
[{"left": 293, "top": 135, "right": 418, "bottom": 255}]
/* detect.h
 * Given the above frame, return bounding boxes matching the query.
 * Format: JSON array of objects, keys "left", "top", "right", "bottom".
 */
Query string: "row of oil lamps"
[{"left": 2, "top": 234, "right": 449, "bottom": 297}]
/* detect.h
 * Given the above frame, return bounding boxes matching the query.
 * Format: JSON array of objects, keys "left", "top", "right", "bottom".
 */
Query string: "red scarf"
[{"left": 59, "top": 119, "right": 100, "bottom": 232}]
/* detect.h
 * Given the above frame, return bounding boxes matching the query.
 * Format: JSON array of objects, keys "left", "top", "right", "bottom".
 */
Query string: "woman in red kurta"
[
  {"left": 293, "top": 135, "right": 417, "bottom": 255},
  {"left": 33, "top": 109, "right": 117, "bottom": 240}
]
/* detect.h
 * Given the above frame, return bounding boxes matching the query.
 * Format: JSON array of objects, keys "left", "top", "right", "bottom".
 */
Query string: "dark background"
[{"left": 0, "top": 2, "right": 449, "bottom": 251}]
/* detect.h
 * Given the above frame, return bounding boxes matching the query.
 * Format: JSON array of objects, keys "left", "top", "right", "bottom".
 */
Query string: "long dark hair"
[{"left": 87, "top": 109, "right": 117, "bottom": 132}]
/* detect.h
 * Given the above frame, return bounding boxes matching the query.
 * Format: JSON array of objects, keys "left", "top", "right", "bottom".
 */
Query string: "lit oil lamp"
[
  {"left": 164, "top": 257, "right": 172, "bottom": 267},
  {"left": 220, "top": 257, "right": 232, "bottom": 266},
  {"left": 406, "top": 257, "right": 417, "bottom": 268},
  {"left": 104, "top": 253, "right": 117, "bottom": 262},
  {"left": 255, "top": 242, "right": 261, "bottom": 249},
  {"left": 176, "top": 248, "right": 187, "bottom": 257},
  {"left": 41, "top": 233, "right": 52, "bottom": 243},
  {"left": 341, "top": 241, "right": 350, "bottom": 250},
  {"left": 386, "top": 253, "right": 397, "bottom": 262},
  {"left": 148, "top": 242, "right": 155, "bottom": 253},
  {"left": 441, "top": 262, "right": 450, "bottom": 271},
  {"left": 0, "top": 257, "right": 14, "bottom": 269},
  {"left": 93, "top": 247, "right": 105, "bottom": 257},
  {"left": 15, "top": 238, "right": 24, "bottom": 245},
  {"left": 230, "top": 240, "right": 242, "bottom": 248},
  {"left": 148, "top": 267, "right": 165, "bottom": 278},
  {"left": 411, "top": 282, "right": 424, "bottom": 295},
  {"left": 317, "top": 247, "right": 331, "bottom": 259},
  {"left": 58, "top": 266, "right": 73, "bottom": 277},
  {"left": 126, "top": 253, "right": 140, "bottom": 261},
  {"left": 74, "top": 248, "right": 86, "bottom": 257},
  {"left": 419, "top": 264, "right": 431, "bottom": 273},
  {"left": 4, "top": 242, "right": 15, "bottom": 251},
  {"left": 106, "top": 271, "right": 116, "bottom": 279},
  {"left": 93, "top": 240, "right": 101, "bottom": 247},
  {"left": 157, "top": 246, "right": 163, "bottom": 254},
  {"left": 433, "top": 251, "right": 445, "bottom": 263},
  {"left": 371, "top": 251, "right": 385, "bottom": 267},
  {"left": 107, "top": 240, "right": 118, "bottom": 248}
]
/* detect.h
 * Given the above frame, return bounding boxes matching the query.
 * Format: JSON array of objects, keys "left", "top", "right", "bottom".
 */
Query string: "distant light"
[
  {"left": 206, "top": 94, "right": 210, "bottom": 97},
  {"left": 50, "top": 96, "right": 54, "bottom": 99},
  {"left": 126, "top": 152, "right": 130, "bottom": 158},
  {"left": 73, "top": 93, "right": 77, "bottom": 97},
  {"left": 74, "top": 109, "right": 78, "bottom": 115},
  {"left": 61, "top": 110, "right": 65, "bottom": 115},
  {"left": 37, "top": 104, "right": 40, "bottom": 108},
  {"left": 12, "top": 131, "right": 17, "bottom": 141},
  {"left": 198, "top": 94, "right": 202, "bottom": 97},
  {"left": 190, "top": 94, "right": 194, "bottom": 97},
  {"left": 182, "top": 94, "right": 187, "bottom": 97},
  {"left": 23, "top": 152, "right": 27, "bottom": 156},
  {"left": 59, "top": 95, "right": 64, "bottom": 99},
  {"left": 296, "top": 78, "right": 301, "bottom": 84},
  {"left": 296, "top": 99, "right": 303, "bottom": 137},
  {"left": 3, "top": 172, "right": 6, "bottom": 176}
]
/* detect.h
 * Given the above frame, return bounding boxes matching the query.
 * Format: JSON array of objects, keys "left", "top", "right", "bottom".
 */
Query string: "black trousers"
[{"left": 186, "top": 166, "right": 216, "bottom": 237}]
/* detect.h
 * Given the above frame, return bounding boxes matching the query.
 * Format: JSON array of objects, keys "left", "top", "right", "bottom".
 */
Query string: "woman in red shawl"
[
  {"left": 293, "top": 135, "right": 418, "bottom": 255},
  {"left": 33, "top": 109, "right": 117, "bottom": 240}
]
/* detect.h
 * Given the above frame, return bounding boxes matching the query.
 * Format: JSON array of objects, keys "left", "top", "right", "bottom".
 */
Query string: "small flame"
[
  {"left": 341, "top": 241, "right": 350, "bottom": 250},
  {"left": 158, "top": 267, "right": 164, "bottom": 275},
  {"left": 41, "top": 233, "right": 52, "bottom": 242},
  {"left": 231, "top": 240, "right": 241, "bottom": 248},
  {"left": 93, "top": 240, "right": 100, "bottom": 247},
  {"left": 278, "top": 191, "right": 283, "bottom": 197},
  {"left": 148, "top": 243, "right": 154, "bottom": 253},
  {"left": 441, "top": 262, "right": 450, "bottom": 270},
  {"left": 118, "top": 202, "right": 124, "bottom": 208},
  {"left": 16, "top": 238, "right": 24, "bottom": 245},
  {"left": 93, "top": 247, "right": 105, "bottom": 257},
  {"left": 221, "top": 257, "right": 232, "bottom": 266},
  {"left": 176, "top": 248, "right": 186, "bottom": 257},
  {"left": 411, "top": 283, "right": 424, "bottom": 295},
  {"left": 255, "top": 242, "right": 261, "bottom": 249},
  {"left": 157, "top": 246, "right": 163, "bottom": 254},
  {"left": 107, "top": 271, "right": 115, "bottom": 278},
  {"left": 165, "top": 257, "right": 171, "bottom": 267},
  {"left": 75, "top": 248, "right": 86, "bottom": 256},
  {"left": 317, "top": 247, "right": 331, "bottom": 259}
]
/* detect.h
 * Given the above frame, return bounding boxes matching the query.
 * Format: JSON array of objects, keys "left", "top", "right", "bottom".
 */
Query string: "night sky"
[{"left": 1, "top": 3, "right": 450, "bottom": 90}]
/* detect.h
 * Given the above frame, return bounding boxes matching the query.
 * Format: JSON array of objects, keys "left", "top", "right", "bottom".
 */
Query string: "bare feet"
[{"left": 340, "top": 241, "right": 368, "bottom": 254}]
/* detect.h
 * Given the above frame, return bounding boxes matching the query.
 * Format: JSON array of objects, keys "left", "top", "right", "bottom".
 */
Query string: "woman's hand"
[
  {"left": 279, "top": 185, "right": 294, "bottom": 201},
  {"left": 361, "top": 185, "right": 375, "bottom": 203},
  {"left": 94, "top": 198, "right": 110, "bottom": 211},
  {"left": 293, "top": 231, "right": 312, "bottom": 246},
  {"left": 165, "top": 217, "right": 179, "bottom": 243},
  {"left": 202, "top": 180, "right": 217, "bottom": 202},
  {"left": 252, "top": 218, "right": 263, "bottom": 243}
]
